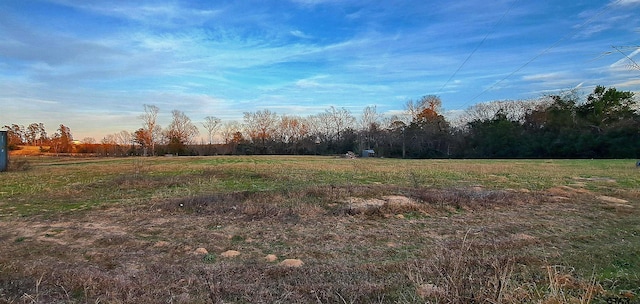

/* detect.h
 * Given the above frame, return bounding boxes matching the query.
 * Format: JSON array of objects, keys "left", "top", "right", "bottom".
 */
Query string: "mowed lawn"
[{"left": 1, "top": 156, "right": 639, "bottom": 303}]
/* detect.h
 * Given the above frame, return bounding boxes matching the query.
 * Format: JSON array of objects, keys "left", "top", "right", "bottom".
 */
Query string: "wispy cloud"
[
  {"left": 522, "top": 72, "right": 567, "bottom": 82},
  {"left": 46, "top": 0, "right": 222, "bottom": 27},
  {"left": 289, "top": 0, "right": 351, "bottom": 7},
  {"left": 295, "top": 76, "right": 326, "bottom": 89},
  {"left": 290, "top": 30, "right": 313, "bottom": 39},
  {"left": 1, "top": 0, "right": 639, "bottom": 139},
  {"left": 614, "top": 79, "right": 640, "bottom": 88},
  {"left": 611, "top": 0, "right": 640, "bottom": 6},
  {"left": 521, "top": 72, "right": 582, "bottom": 89},
  {"left": 573, "top": 12, "right": 632, "bottom": 39}
]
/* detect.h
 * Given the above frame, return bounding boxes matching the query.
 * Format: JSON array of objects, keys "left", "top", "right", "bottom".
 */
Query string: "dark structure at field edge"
[{"left": 0, "top": 131, "right": 7, "bottom": 172}]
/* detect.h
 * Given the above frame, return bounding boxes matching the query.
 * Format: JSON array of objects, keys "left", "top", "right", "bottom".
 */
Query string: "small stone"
[
  {"left": 597, "top": 195, "right": 628, "bottom": 204},
  {"left": 264, "top": 254, "right": 277, "bottom": 262},
  {"left": 279, "top": 259, "right": 303, "bottom": 267},
  {"left": 153, "top": 241, "right": 169, "bottom": 247},
  {"left": 194, "top": 247, "right": 208, "bottom": 255},
  {"left": 221, "top": 250, "right": 241, "bottom": 258}
]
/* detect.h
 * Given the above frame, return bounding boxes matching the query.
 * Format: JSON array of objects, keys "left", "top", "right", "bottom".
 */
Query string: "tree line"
[
  {"left": 4, "top": 85, "right": 639, "bottom": 158},
  {"left": 2, "top": 123, "right": 73, "bottom": 154}
]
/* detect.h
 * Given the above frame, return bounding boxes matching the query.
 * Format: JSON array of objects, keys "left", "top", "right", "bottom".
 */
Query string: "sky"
[{"left": 1, "top": 0, "right": 639, "bottom": 141}]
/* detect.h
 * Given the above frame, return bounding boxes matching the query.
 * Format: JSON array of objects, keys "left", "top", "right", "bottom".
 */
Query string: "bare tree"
[
  {"left": 324, "top": 106, "right": 355, "bottom": 141},
  {"left": 202, "top": 116, "right": 221, "bottom": 144},
  {"left": 360, "top": 105, "right": 382, "bottom": 131},
  {"left": 404, "top": 95, "right": 442, "bottom": 123},
  {"left": 243, "top": 109, "right": 279, "bottom": 152},
  {"left": 459, "top": 98, "right": 547, "bottom": 126},
  {"left": 165, "top": 110, "right": 199, "bottom": 146},
  {"left": 359, "top": 106, "right": 382, "bottom": 150},
  {"left": 279, "top": 115, "right": 308, "bottom": 144},
  {"left": 100, "top": 130, "right": 133, "bottom": 155},
  {"left": 307, "top": 113, "right": 332, "bottom": 143},
  {"left": 114, "top": 130, "right": 133, "bottom": 146},
  {"left": 101, "top": 134, "right": 116, "bottom": 145},
  {"left": 139, "top": 104, "right": 161, "bottom": 156},
  {"left": 221, "top": 121, "right": 242, "bottom": 144},
  {"left": 403, "top": 98, "right": 424, "bottom": 123}
]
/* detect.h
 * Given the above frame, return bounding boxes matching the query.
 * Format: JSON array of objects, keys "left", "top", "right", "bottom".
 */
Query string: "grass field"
[{"left": 1, "top": 155, "right": 639, "bottom": 303}]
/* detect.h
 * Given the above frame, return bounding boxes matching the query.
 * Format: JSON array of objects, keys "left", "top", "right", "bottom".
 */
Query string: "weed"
[
  {"left": 407, "top": 231, "right": 518, "bottom": 303},
  {"left": 202, "top": 254, "right": 216, "bottom": 264},
  {"left": 407, "top": 170, "right": 424, "bottom": 188},
  {"left": 231, "top": 235, "right": 245, "bottom": 243},
  {"left": 130, "top": 158, "right": 148, "bottom": 177}
]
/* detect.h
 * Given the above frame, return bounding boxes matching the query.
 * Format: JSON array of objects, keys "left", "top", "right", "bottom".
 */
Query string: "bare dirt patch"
[
  {"left": 279, "top": 259, "right": 304, "bottom": 267},
  {"left": 598, "top": 195, "right": 633, "bottom": 209},
  {"left": 598, "top": 195, "right": 629, "bottom": 204},
  {"left": 221, "top": 250, "right": 241, "bottom": 258},
  {"left": 342, "top": 195, "right": 421, "bottom": 215},
  {"left": 194, "top": 247, "right": 209, "bottom": 255}
]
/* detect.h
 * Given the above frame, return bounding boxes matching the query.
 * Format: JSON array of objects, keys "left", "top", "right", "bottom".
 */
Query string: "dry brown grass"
[
  {"left": 1, "top": 156, "right": 638, "bottom": 303},
  {"left": 8, "top": 146, "right": 44, "bottom": 156}
]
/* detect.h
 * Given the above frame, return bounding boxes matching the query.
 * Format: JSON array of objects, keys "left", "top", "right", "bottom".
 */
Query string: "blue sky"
[{"left": 1, "top": 0, "right": 639, "bottom": 141}]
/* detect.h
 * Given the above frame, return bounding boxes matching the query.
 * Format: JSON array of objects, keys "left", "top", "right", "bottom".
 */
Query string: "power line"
[
  {"left": 612, "top": 45, "right": 640, "bottom": 71},
  {"left": 437, "top": 0, "right": 519, "bottom": 96},
  {"left": 462, "top": 0, "right": 624, "bottom": 107}
]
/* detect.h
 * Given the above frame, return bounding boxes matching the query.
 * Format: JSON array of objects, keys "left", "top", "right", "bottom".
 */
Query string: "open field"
[{"left": 1, "top": 156, "right": 639, "bottom": 303}]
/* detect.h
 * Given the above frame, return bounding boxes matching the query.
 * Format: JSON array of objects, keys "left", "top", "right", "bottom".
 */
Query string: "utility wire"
[
  {"left": 437, "top": 0, "right": 519, "bottom": 96},
  {"left": 464, "top": 0, "right": 623, "bottom": 106},
  {"left": 612, "top": 45, "right": 640, "bottom": 71}
]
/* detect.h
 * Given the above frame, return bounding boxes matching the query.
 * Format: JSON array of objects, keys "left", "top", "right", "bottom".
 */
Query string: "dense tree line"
[
  {"left": 459, "top": 86, "right": 639, "bottom": 158},
  {"left": 4, "top": 86, "right": 638, "bottom": 158}
]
